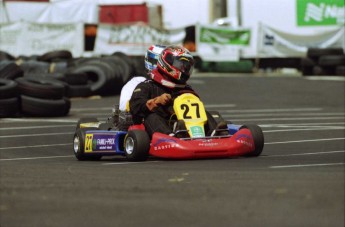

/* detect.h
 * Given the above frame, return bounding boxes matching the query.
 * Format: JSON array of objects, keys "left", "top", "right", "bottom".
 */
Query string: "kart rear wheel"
[
  {"left": 73, "top": 128, "right": 102, "bottom": 161},
  {"left": 124, "top": 130, "right": 150, "bottom": 161},
  {"left": 240, "top": 124, "right": 264, "bottom": 157}
]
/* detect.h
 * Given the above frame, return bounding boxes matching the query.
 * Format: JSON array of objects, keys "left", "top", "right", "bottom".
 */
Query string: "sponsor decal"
[
  {"left": 85, "top": 134, "right": 117, "bottom": 152},
  {"left": 153, "top": 138, "right": 178, "bottom": 151},
  {"left": 198, "top": 139, "right": 219, "bottom": 147},
  {"left": 190, "top": 126, "right": 205, "bottom": 138},
  {"left": 235, "top": 134, "right": 253, "bottom": 148},
  {"left": 297, "top": 0, "right": 344, "bottom": 26}
]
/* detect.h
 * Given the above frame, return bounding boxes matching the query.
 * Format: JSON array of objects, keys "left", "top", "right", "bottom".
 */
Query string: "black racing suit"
[
  {"left": 129, "top": 79, "right": 194, "bottom": 137},
  {"left": 129, "top": 80, "right": 218, "bottom": 138}
]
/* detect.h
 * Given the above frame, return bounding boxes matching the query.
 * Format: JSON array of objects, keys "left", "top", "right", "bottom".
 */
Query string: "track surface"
[{"left": 1, "top": 74, "right": 344, "bottom": 227}]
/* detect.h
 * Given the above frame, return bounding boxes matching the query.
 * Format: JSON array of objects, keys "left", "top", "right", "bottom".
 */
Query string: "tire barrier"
[
  {"left": 0, "top": 50, "right": 147, "bottom": 117},
  {"left": 0, "top": 79, "right": 20, "bottom": 117},
  {"left": 301, "top": 48, "right": 345, "bottom": 76}
]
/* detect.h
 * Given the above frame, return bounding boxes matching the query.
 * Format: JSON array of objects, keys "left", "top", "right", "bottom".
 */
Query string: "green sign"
[
  {"left": 297, "top": 0, "right": 345, "bottom": 26},
  {"left": 199, "top": 26, "right": 250, "bottom": 45},
  {"left": 190, "top": 126, "right": 205, "bottom": 138}
]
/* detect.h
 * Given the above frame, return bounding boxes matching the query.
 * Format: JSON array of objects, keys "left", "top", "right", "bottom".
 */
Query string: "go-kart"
[{"left": 73, "top": 93, "right": 264, "bottom": 161}]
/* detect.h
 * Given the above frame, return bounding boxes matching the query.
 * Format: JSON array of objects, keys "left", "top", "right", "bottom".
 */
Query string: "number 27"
[{"left": 181, "top": 103, "right": 200, "bottom": 119}]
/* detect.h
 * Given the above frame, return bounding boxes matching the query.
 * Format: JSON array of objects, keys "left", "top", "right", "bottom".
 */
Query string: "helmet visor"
[{"left": 170, "top": 55, "right": 194, "bottom": 75}]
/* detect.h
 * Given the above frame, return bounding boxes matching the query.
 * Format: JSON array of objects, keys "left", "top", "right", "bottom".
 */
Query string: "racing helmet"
[
  {"left": 157, "top": 45, "right": 195, "bottom": 85},
  {"left": 145, "top": 44, "right": 166, "bottom": 71}
]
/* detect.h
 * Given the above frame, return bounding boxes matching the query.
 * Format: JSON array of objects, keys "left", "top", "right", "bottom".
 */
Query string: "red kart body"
[{"left": 128, "top": 125, "right": 256, "bottom": 159}]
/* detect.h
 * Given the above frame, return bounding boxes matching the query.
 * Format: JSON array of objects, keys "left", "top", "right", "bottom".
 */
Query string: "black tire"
[
  {"left": 111, "top": 52, "right": 135, "bottom": 81},
  {"left": 68, "top": 62, "right": 110, "bottom": 94},
  {"left": 300, "top": 57, "right": 316, "bottom": 76},
  {"left": 19, "top": 60, "right": 50, "bottom": 74},
  {"left": 76, "top": 117, "right": 99, "bottom": 130},
  {"left": 37, "top": 50, "right": 73, "bottom": 62},
  {"left": 0, "top": 63, "right": 24, "bottom": 80},
  {"left": 240, "top": 124, "right": 264, "bottom": 157},
  {"left": 63, "top": 72, "right": 89, "bottom": 85},
  {"left": 16, "top": 77, "right": 66, "bottom": 99},
  {"left": 0, "top": 79, "right": 18, "bottom": 99},
  {"left": 0, "top": 97, "right": 20, "bottom": 117},
  {"left": 73, "top": 128, "right": 102, "bottom": 161},
  {"left": 318, "top": 55, "right": 345, "bottom": 67},
  {"left": 312, "top": 66, "right": 335, "bottom": 75},
  {"left": 335, "top": 66, "right": 345, "bottom": 76},
  {"left": 307, "top": 48, "right": 344, "bottom": 59},
  {"left": 0, "top": 51, "right": 15, "bottom": 61},
  {"left": 66, "top": 84, "right": 92, "bottom": 98},
  {"left": 21, "top": 95, "right": 70, "bottom": 117},
  {"left": 124, "top": 130, "right": 150, "bottom": 161}
]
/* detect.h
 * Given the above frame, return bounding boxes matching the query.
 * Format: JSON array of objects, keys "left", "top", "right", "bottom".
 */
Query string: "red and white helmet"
[{"left": 156, "top": 45, "right": 194, "bottom": 85}]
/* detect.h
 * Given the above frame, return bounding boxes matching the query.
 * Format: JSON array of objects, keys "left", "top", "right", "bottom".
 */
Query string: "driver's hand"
[
  {"left": 146, "top": 93, "right": 172, "bottom": 111},
  {"left": 154, "top": 93, "right": 172, "bottom": 105}
]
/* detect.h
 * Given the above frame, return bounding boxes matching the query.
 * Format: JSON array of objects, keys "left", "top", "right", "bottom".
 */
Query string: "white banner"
[
  {"left": 5, "top": 1, "right": 98, "bottom": 23},
  {"left": 258, "top": 23, "right": 345, "bottom": 57},
  {"left": 196, "top": 24, "right": 251, "bottom": 61},
  {"left": 0, "top": 21, "right": 84, "bottom": 57},
  {"left": 94, "top": 24, "right": 186, "bottom": 55}
]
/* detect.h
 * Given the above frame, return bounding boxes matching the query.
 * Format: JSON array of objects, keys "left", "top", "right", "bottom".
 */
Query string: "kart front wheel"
[
  {"left": 124, "top": 130, "right": 150, "bottom": 161},
  {"left": 240, "top": 124, "right": 264, "bottom": 157},
  {"left": 73, "top": 128, "right": 102, "bottom": 161}
]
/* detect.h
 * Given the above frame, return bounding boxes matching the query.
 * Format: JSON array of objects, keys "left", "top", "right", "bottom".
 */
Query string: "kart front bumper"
[{"left": 149, "top": 128, "right": 255, "bottom": 159}]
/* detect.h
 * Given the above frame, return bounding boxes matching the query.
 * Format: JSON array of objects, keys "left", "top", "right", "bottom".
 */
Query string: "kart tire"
[
  {"left": 318, "top": 55, "right": 345, "bottom": 67},
  {"left": 335, "top": 66, "right": 345, "bottom": 76},
  {"left": 124, "top": 130, "right": 150, "bottom": 161},
  {"left": 21, "top": 95, "right": 70, "bottom": 117},
  {"left": 76, "top": 117, "right": 99, "bottom": 130},
  {"left": 73, "top": 128, "right": 102, "bottom": 161},
  {"left": 66, "top": 84, "right": 92, "bottom": 98},
  {"left": 0, "top": 79, "right": 18, "bottom": 99},
  {"left": 0, "top": 97, "right": 20, "bottom": 117},
  {"left": 240, "top": 124, "right": 264, "bottom": 157},
  {"left": 0, "top": 62, "right": 24, "bottom": 80},
  {"left": 307, "top": 48, "right": 344, "bottom": 59},
  {"left": 16, "top": 77, "right": 66, "bottom": 99},
  {"left": 37, "top": 50, "right": 73, "bottom": 62}
]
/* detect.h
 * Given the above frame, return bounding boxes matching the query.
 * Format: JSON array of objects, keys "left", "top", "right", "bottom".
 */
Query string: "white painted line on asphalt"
[
  {"left": 227, "top": 116, "right": 344, "bottom": 121},
  {"left": 0, "top": 155, "right": 74, "bottom": 161},
  {"left": 224, "top": 112, "right": 344, "bottom": 118},
  {"left": 0, "top": 132, "right": 74, "bottom": 138},
  {"left": 260, "top": 122, "right": 344, "bottom": 127},
  {"left": 223, "top": 108, "right": 323, "bottom": 113},
  {"left": 1, "top": 118, "right": 79, "bottom": 123},
  {"left": 270, "top": 163, "right": 345, "bottom": 169},
  {"left": 102, "top": 161, "right": 162, "bottom": 165},
  {"left": 0, "top": 143, "right": 70, "bottom": 150},
  {"left": 265, "top": 150, "right": 344, "bottom": 157},
  {"left": 0, "top": 125, "right": 75, "bottom": 130},
  {"left": 71, "top": 107, "right": 112, "bottom": 111},
  {"left": 263, "top": 127, "right": 345, "bottom": 133},
  {"left": 204, "top": 104, "right": 236, "bottom": 108},
  {"left": 304, "top": 76, "right": 345, "bottom": 81},
  {"left": 265, "top": 137, "right": 345, "bottom": 145}
]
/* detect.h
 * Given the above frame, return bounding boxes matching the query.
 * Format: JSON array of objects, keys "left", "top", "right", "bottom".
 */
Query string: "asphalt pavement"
[{"left": 1, "top": 73, "right": 344, "bottom": 227}]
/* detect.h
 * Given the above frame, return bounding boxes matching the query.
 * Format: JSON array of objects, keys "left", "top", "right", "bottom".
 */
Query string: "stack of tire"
[
  {"left": 0, "top": 50, "right": 147, "bottom": 117},
  {"left": 301, "top": 48, "right": 345, "bottom": 76},
  {"left": 0, "top": 51, "right": 71, "bottom": 117}
]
